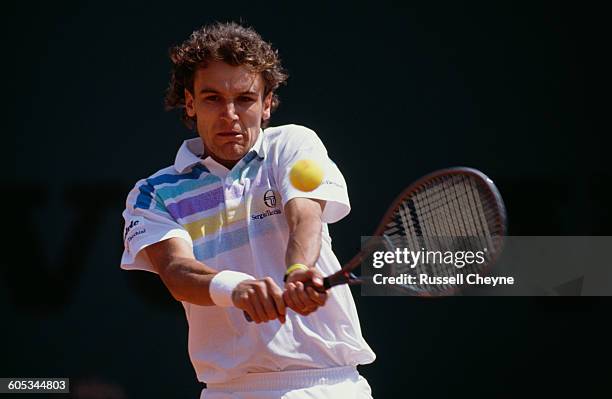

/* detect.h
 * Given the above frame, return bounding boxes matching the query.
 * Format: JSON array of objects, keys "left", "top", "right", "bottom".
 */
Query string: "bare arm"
[
  {"left": 145, "top": 237, "right": 218, "bottom": 305},
  {"left": 285, "top": 197, "right": 326, "bottom": 267},
  {"left": 283, "top": 197, "right": 328, "bottom": 315},
  {"left": 144, "top": 237, "right": 286, "bottom": 323}
]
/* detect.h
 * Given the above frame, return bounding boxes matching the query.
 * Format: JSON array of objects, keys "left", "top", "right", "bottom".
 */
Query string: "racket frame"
[{"left": 326, "top": 167, "right": 507, "bottom": 291}]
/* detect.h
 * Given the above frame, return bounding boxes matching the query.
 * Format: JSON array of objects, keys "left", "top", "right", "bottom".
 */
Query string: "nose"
[{"left": 220, "top": 101, "right": 239, "bottom": 121}]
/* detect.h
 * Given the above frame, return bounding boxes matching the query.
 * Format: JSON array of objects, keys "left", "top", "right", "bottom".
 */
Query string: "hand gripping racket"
[{"left": 245, "top": 167, "right": 507, "bottom": 320}]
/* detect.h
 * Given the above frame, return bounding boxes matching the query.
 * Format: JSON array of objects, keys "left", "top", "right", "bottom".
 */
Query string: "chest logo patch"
[{"left": 263, "top": 190, "right": 277, "bottom": 208}]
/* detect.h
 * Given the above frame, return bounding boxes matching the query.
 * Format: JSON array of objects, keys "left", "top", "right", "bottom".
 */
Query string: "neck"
[
  {"left": 215, "top": 157, "right": 238, "bottom": 170},
  {"left": 204, "top": 153, "right": 238, "bottom": 170}
]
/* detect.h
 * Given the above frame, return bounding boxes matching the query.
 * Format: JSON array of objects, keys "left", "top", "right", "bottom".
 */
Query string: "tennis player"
[{"left": 120, "top": 22, "right": 375, "bottom": 398}]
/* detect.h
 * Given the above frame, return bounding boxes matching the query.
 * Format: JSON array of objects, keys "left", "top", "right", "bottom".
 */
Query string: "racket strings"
[
  {"left": 381, "top": 175, "right": 503, "bottom": 294},
  {"left": 384, "top": 175, "right": 499, "bottom": 237}
]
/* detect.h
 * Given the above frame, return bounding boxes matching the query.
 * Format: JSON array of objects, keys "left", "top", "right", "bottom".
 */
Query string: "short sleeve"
[
  {"left": 276, "top": 126, "right": 350, "bottom": 223},
  {"left": 120, "top": 178, "right": 193, "bottom": 273}
]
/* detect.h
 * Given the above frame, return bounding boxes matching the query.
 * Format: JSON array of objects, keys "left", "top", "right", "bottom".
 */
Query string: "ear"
[
  {"left": 185, "top": 89, "right": 196, "bottom": 118},
  {"left": 262, "top": 92, "right": 273, "bottom": 121}
]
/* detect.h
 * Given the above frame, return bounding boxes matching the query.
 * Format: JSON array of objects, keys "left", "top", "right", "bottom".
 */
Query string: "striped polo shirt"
[{"left": 120, "top": 124, "right": 375, "bottom": 384}]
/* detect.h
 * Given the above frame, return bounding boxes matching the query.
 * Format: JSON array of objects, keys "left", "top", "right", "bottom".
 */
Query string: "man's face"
[{"left": 185, "top": 61, "right": 272, "bottom": 169}]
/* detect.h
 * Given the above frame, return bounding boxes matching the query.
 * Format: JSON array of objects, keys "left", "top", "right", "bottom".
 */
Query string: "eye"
[
  {"left": 204, "top": 95, "right": 220, "bottom": 102},
  {"left": 238, "top": 96, "right": 256, "bottom": 103}
]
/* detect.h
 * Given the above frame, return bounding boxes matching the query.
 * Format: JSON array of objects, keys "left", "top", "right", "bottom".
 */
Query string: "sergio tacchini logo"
[{"left": 263, "top": 190, "right": 277, "bottom": 208}]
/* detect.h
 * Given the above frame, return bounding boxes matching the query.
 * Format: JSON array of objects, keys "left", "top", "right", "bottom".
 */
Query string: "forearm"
[
  {"left": 279, "top": 198, "right": 328, "bottom": 315},
  {"left": 285, "top": 218, "right": 322, "bottom": 268},
  {"left": 158, "top": 257, "right": 219, "bottom": 306}
]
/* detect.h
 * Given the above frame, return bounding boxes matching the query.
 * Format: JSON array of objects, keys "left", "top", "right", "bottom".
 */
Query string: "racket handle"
[{"left": 242, "top": 278, "right": 330, "bottom": 322}]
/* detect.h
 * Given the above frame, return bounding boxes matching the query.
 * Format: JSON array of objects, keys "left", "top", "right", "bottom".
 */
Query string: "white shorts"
[{"left": 200, "top": 366, "right": 373, "bottom": 399}]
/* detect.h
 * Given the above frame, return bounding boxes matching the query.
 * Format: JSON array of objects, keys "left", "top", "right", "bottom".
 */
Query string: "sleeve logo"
[{"left": 124, "top": 217, "right": 146, "bottom": 243}]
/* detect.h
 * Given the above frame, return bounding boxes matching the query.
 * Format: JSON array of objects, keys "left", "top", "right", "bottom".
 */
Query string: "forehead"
[{"left": 193, "top": 61, "right": 264, "bottom": 94}]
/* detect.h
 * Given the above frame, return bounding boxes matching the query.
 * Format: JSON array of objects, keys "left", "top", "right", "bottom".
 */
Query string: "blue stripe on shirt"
[{"left": 134, "top": 164, "right": 208, "bottom": 210}]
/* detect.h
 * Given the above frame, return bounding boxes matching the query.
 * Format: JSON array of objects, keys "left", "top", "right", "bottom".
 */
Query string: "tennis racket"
[
  {"left": 245, "top": 167, "right": 506, "bottom": 320},
  {"left": 329, "top": 166, "right": 507, "bottom": 296}
]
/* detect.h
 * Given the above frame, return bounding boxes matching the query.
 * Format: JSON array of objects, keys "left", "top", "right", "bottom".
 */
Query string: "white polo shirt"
[{"left": 120, "top": 124, "right": 375, "bottom": 384}]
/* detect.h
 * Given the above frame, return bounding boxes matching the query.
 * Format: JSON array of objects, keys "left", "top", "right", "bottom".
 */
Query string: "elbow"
[{"left": 158, "top": 262, "right": 186, "bottom": 302}]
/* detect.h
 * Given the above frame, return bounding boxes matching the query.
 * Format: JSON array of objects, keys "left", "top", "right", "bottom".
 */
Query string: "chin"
[{"left": 222, "top": 145, "right": 248, "bottom": 158}]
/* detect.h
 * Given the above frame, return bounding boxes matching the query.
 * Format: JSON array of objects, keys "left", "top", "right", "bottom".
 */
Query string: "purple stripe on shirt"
[{"left": 166, "top": 186, "right": 224, "bottom": 219}]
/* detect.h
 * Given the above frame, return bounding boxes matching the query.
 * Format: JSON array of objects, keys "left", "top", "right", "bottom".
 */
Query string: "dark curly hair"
[{"left": 165, "top": 22, "right": 288, "bottom": 129}]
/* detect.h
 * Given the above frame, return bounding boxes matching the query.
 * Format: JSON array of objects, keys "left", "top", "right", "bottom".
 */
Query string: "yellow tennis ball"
[{"left": 289, "top": 159, "right": 324, "bottom": 192}]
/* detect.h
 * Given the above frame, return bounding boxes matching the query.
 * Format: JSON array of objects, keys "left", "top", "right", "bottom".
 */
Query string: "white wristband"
[{"left": 209, "top": 270, "right": 254, "bottom": 307}]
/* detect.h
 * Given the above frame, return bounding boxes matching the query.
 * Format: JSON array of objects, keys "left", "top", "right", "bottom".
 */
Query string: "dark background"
[{"left": 2, "top": 1, "right": 608, "bottom": 398}]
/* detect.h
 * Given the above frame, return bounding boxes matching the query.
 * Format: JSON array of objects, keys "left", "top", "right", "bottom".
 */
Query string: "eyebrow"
[{"left": 198, "top": 88, "right": 259, "bottom": 96}]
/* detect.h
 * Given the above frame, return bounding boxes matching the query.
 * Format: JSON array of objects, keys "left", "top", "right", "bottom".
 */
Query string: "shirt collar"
[
  {"left": 173, "top": 129, "right": 266, "bottom": 173},
  {"left": 250, "top": 129, "right": 266, "bottom": 159},
  {"left": 174, "top": 137, "right": 205, "bottom": 173}
]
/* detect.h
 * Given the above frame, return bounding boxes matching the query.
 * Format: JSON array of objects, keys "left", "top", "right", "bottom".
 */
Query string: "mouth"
[{"left": 217, "top": 131, "right": 243, "bottom": 138}]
